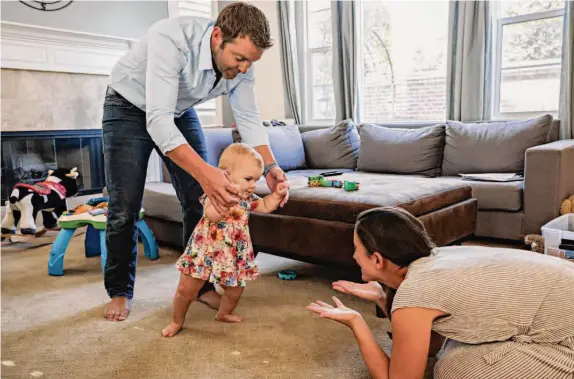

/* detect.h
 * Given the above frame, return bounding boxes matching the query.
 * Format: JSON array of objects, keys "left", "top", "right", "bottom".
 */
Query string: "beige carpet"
[{"left": 2, "top": 231, "right": 441, "bottom": 379}]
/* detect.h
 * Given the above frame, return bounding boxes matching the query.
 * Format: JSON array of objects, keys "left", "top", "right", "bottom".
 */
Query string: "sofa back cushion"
[
  {"left": 357, "top": 124, "right": 446, "bottom": 177},
  {"left": 161, "top": 128, "right": 234, "bottom": 183},
  {"left": 204, "top": 128, "right": 235, "bottom": 167},
  {"left": 301, "top": 119, "right": 361, "bottom": 169},
  {"left": 233, "top": 124, "right": 307, "bottom": 171},
  {"left": 442, "top": 114, "right": 554, "bottom": 176}
]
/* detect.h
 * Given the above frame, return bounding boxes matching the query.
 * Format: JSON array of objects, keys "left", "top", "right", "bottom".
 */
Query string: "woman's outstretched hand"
[
  {"left": 332, "top": 281, "right": 385, "bottom": 303},
  {"left": 306, "top": 297, "right": 362, "bottom": 328}
]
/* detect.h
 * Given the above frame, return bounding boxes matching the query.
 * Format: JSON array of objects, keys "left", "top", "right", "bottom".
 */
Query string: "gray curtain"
[
  {"left": 277, "top": 0, "right": 302, "bottom": 124},
  {"left": 447, "top": 1, "right": 491, "bottom": 121},
  {"left": 559, "top": 1, "right": 573, "bottom": 139},
  {"left": 331, "top": 0, "right": 358, "bottom": 122}
]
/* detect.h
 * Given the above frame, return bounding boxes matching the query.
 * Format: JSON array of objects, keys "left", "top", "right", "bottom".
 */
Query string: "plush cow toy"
[{"left": 1, "top": 167, "right": 80, "bottom": 235}]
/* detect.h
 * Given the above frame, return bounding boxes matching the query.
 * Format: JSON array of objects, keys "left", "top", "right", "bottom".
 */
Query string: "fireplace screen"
[{"left": 1, "top": 129, "right": 105, "bottom": 203}]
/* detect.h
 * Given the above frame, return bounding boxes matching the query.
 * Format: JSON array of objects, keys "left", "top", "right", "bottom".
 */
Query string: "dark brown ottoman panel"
[
  {"left": 250, "top": 214, "right": 355, "bottom": 266},
  {"left": 419, "top": 198, "right": 477, "bottom": 246},
  {"left": 250, "top": 199, "right": 477, "bottom": 267}
]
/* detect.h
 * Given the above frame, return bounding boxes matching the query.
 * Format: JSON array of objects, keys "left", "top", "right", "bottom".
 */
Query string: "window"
[
  {"left": 303, "top": 0, "right": 335, "bottom": 122},
  {"left": 359, "top": 1, "right": 449, "bottom": 123},
  {"left": 491, "top": 1, "right": 565, "bottom": 118},
  {"left": 167, "top": 0, "right": 219, "bottom": 126},
  {"left": 169, "top": 0, "right": 213, "bottom": 19}
]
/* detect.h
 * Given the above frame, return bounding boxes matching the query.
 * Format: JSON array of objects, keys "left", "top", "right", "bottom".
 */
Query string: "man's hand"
[
  {"left": 165, "top": 144, "right": 239, "bottom": 215},
  {"left": 197, "top": 165, "right": 240, "bottom": 215},
  {"left": 266, "top": 166, "right": 289, "bottom": 207}
]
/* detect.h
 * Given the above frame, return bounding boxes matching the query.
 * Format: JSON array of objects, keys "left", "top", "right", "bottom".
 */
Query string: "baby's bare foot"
[
  {"left": 215, "top": 314, "right": 244, "bottom": 323},
  {"left": 161, "top": 322, "right": 183, "bottom": 337}
]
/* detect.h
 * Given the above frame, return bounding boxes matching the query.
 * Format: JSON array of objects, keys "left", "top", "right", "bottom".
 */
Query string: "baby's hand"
[{"left": 274, "top": 182, "right": 289, "bottom": 197}]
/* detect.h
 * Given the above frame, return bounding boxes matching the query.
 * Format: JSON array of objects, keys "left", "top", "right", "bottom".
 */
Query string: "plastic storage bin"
[{"left": 541, "top": 214, "right": 574, "bottom": 260}]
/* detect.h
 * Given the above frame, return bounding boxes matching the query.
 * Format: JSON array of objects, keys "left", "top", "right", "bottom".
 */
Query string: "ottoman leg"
[
  {"left": 48, "top": 228, "right": 76, "bottom": 276},
  {"left": 137, "top": 220, "right": 158, "bottom": 260},
  {"left": 99, "top": 230, "right": 107, "bottom": 274},
  {"left": 85, "top": 225, "right": 101, "bottom": 258}
]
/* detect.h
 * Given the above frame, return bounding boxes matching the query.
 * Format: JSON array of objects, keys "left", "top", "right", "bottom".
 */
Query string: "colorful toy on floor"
[
  {"left": 1, "top": 167, "right": 80, "bottom": 237},
  {"left": 277, "top": 270, "right": 297, "bottom": 280},
  {"left": 48, "top": 197, "right": 158, "bottom": 276}
]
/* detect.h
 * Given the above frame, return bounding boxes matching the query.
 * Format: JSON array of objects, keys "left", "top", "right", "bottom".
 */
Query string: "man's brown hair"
[{"left": 215, "top": 2, "right": 273, "bottom": 50}]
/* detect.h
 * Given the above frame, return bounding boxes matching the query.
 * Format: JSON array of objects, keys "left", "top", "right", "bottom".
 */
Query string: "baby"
[{"left": 162, "top": 143, "right": 288, "bottom": 337}]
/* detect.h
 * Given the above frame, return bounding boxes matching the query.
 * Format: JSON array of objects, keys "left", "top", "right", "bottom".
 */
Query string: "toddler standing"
[{"left": 162, "top": 143, "right": 288, "bottom": 337}]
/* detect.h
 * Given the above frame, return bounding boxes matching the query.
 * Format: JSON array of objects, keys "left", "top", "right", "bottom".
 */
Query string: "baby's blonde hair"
[{"left": 218, "top": 143, "right": 264, "bottom": 172}]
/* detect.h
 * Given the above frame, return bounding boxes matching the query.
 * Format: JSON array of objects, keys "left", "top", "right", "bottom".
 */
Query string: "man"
[{"left": 102, "top": 2, "right": 288, "bottom": 321}]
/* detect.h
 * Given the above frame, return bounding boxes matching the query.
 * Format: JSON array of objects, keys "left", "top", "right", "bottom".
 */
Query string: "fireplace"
[{"left": 1, "top": 129, "right": 105, "bottom": 203}]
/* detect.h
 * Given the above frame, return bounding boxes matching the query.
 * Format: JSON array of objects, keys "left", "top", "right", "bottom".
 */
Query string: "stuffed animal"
[
  {"left": 524, "top": 194, "right": 574, "bottom": 253},
  {"left": 560, "top": 194, "right": 574, "bottom": 215},
  {"left": 524, "top": 234, "right": 545, "bottom": 253},
  {"left": 1, "top": 167, "right": 80, "bottom": 235}
]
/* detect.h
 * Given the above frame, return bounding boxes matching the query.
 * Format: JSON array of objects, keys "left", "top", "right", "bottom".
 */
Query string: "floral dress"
[{"left": 176, "top": 194, "right": 260, "bottom": 287}]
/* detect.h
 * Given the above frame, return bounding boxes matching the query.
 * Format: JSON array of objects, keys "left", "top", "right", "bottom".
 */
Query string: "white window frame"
[
  {"left": 167, "top": 0, "right": 222, "bottom": 127},
  {"left": 298, "top": 1, "right": 335, "bottom": 125},
  {"left": 491, "top": 7, "right": 565, "bottom": 120}
]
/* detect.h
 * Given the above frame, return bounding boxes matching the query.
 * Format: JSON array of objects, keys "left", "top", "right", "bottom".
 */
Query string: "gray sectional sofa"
[{"left": 142, "top": 114, "right": 574, "bottom": 266}]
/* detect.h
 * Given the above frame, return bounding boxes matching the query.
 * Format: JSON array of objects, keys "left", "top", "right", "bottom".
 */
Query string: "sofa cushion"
[
  {"left": 357, "top": 124, "right": 446, "bottom": 177},
  {"left": 233, "top": 124, "right": 307, "bottom": 171},
  {"left": 436, "top": 177, "right": 523, "bottom": 211},
  {"left": 142, "top": 182, "right": 183, "bottom": 223},
  {"left": 204, "top": 128, "right": 234, "bottom": 167},
  {"left": 442, "top": 114, "right": 553, "bottom": 176},
  {"left": 254, "top": 170, "right": 472, "bottom": 223},
  {"left": 301, "top": 119, "right": 361, "bottom": 169}
]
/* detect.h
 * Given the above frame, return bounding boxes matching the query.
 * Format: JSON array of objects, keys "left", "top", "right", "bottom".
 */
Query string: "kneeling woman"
[{"left": 308, "top": 207, "right": 574, "bottom": 379}]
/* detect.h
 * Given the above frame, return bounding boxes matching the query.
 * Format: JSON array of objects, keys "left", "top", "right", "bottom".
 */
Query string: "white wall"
[
  {"left": 1, "top": 1, "right": 168, "bottom": 38},
  {"left": 219, "top": 0, "right": 288, "bottom": 125}
]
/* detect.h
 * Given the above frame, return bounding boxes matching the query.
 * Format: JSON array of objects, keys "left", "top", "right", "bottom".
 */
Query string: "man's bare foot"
[
  {"left": 104, "top": 297, "right": 131, "bottom": 321},
  {"left": 197, "top": 290, "right": 221, "bottom": 310},
  {"left": 161, "top": 322, "right": 183, "bottom": 337},
  {"left": 215, "top": 314, "right": 244, "bottom": 323}
]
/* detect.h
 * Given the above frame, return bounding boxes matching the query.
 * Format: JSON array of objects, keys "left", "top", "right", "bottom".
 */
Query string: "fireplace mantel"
[
  {"left": 0, "top": 22, "right": 163, "bottom": 183},
  {"left": 0, "top": 21, "right": 136, "bottom": 75}
]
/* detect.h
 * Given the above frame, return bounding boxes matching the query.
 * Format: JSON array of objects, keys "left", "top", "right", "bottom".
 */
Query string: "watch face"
[{"left": 19, "top": 1, "right": 74, "bottom": 11}]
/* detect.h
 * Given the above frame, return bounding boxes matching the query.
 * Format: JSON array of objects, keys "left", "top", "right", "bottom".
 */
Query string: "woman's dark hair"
[{"left": 355, "top": 207, "right": 436, "bottom": 318}]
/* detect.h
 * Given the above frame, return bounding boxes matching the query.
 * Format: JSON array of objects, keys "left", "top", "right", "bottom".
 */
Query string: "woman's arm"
[
  {"left": 350, "top": 317, "right": 390, "bottom": 379},
  {"left": 307, "top": 298, "right": 446, "bottom": 379},
  {"left": 388, "top": 307, "right": 446, "bottom": 379}
]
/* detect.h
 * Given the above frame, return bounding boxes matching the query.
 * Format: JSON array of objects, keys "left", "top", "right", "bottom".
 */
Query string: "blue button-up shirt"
[{"left": 109, "top": 17, "right": 269, "bottom": 154}]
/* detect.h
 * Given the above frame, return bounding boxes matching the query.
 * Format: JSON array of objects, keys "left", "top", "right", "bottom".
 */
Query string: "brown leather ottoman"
[{"left": 250, "top": 171, "right": 477, "bottom": 267}]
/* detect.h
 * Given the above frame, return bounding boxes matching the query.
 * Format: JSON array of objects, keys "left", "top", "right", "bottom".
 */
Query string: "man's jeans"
[{"left": 102, "top": 87, "right": 214, "bottom": 299}]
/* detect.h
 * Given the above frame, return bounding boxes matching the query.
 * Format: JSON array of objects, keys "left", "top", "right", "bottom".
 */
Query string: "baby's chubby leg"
[
  {"left": 215, "top": 285, "right": 245, "bottom": 323},
  {"left": 162, "top": 274, "right": 206, "bottom": 337}
]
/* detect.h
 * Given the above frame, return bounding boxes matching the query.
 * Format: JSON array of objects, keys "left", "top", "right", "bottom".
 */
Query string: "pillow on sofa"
[
  {"left": 442, "top": 114, "right": 553, "bottom": 176},
  {"left": 301, "top": 119, "right": 360, "bottom": 169},
  {"left": 357, "top": 124, "right": 446, "bottom": 177},
  {"left": 232, "top": 124, "right": 307, "bottom": 171}
]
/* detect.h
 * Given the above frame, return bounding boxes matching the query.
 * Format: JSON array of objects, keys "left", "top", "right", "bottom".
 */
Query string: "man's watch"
[{"left": 263, "top": 162, "right": 278, "bottom": 177}]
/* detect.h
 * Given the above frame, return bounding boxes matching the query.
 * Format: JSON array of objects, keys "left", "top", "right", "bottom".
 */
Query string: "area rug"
[{"left": 1, "top": 233, "right": 437, "bottom": 379}]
